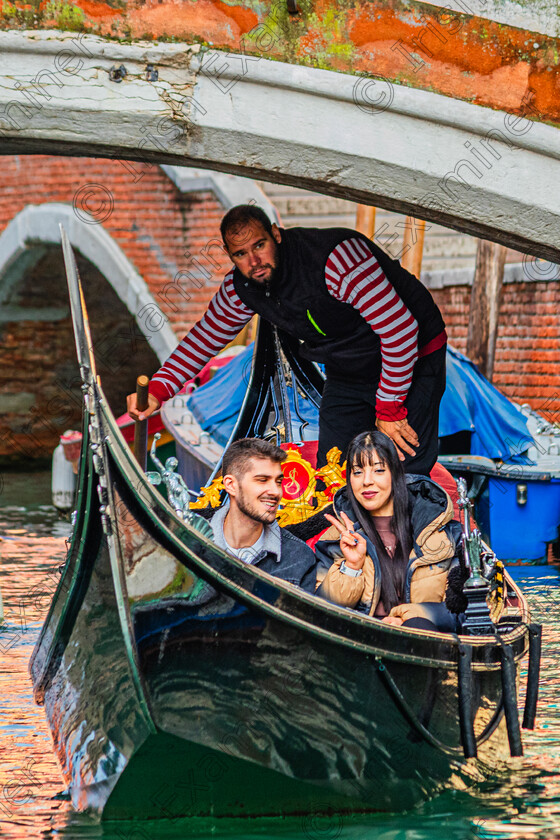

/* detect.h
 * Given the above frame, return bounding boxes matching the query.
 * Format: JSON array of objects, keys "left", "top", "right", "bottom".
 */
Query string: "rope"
[{"left": 374, "top": 649, "right": 506, "bottom": 759}]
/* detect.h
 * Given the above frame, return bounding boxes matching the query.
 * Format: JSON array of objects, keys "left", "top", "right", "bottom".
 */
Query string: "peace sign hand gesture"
[{"left": 324, "top": 511, "right": 367, "bottom": 571}]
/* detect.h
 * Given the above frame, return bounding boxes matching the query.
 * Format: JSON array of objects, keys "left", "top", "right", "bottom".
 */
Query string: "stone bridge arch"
[
  {"left": 0, "top": 30, "right": 558, "bottom": 265},
  {"left": 0, "top": 202, "right": 175, "bottom": 464},
  {"left": 0, "top": 202, "right": 177, "bottom": 361}
]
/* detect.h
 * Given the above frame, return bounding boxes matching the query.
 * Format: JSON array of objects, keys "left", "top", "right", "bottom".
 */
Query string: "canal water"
[{"left": 1, "top": 470, "right": 560, "bottom": 840}]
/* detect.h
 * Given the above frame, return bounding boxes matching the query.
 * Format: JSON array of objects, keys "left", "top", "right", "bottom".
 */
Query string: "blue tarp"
[
  {"left": 187, "top": 343, "right": 532, "bottom": 461},
  {"left": 188, "top": 346, "right": 254, "bottom": 446}
]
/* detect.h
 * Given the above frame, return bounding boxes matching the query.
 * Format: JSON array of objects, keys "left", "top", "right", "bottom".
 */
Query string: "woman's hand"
[
  {"left": 381, "top": 615, "right": 404, "bottom": 626},
  {"left": 324, "top": 511, "right": 367, "bottom": 570}
]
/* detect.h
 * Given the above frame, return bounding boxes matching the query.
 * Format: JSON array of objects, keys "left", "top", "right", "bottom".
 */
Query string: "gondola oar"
[{"left": 134, "top": 375, "right": 149, "bottom": 471}]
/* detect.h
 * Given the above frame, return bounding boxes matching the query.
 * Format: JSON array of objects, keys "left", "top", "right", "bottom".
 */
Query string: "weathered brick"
[{"left": 432, "top": 279, "right": 560, "bottom": 411}]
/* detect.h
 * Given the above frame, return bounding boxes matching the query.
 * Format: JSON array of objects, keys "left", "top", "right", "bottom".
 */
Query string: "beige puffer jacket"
[{"left": 315, "top": 476, "right": 460, "bottom": 618}]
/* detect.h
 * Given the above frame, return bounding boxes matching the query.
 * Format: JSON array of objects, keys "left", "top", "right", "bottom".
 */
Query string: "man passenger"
[{"left": 209, "top": 438, "right": 316, "bottom": 593}]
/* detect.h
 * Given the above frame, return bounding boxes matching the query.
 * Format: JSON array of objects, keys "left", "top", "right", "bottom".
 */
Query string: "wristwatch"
[{"left": 340, "top": 560, "right": 363, "bottom": 577}]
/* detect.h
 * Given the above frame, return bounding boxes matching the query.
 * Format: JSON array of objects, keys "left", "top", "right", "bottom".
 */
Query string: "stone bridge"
[{"left": 0, "top": 0, "right": 558, "bottom": 260}]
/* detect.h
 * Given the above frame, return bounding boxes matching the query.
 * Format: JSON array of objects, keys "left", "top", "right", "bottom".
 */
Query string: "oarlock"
[{"left": 457, "top": 478, "right": 494, "bottom": 635}]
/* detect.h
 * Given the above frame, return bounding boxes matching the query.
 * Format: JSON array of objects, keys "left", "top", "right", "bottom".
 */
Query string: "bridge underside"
[{"left": 1, "top": 31, "right": 559, "bottom": 264}]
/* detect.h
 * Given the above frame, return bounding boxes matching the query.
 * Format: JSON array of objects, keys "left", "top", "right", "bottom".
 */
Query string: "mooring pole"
[
  {"left": 355, "top": 204, "right": 376, "bottom": 239},
  {"left": 458, "top": 643, "right": 477, "bottom": 758},
  {"left": 466, "top": 239, "right": 507, "bottom": 381},
  {"left": 501, "top": 643, "right": 523, "bottom": 756},
  {"left": 401, "top": 216, "right": 426, "bottom": 279},
  {"left": 522, "top": 624, "right": 543, "bottom": 730}
]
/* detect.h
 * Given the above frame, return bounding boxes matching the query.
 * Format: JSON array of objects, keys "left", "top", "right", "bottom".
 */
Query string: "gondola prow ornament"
[
  {"left": 457, "top": 478, "right": 494, "bottom": 635},
  {"left": 147, "top": 433, "right": 192, "bottom": 521}
]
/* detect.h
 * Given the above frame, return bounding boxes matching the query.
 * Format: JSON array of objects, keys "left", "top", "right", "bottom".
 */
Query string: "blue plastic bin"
[{"left": 439, "top": 455, "right": 560, "bottom": 563}]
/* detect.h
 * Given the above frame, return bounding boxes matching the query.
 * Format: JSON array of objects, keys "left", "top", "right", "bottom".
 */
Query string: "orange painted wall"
[{"left": 3, "top": 1, "right": 558, "bottom": 124}]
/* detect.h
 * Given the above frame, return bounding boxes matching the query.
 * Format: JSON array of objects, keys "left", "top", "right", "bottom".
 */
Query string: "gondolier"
[{"left": 127, "top": 204, "right": 447, "bottom": 474}]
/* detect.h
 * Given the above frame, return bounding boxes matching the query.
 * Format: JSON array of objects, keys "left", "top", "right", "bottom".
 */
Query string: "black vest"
[{"left": 232, "top": 227, "right": 445, "bottom": 384}]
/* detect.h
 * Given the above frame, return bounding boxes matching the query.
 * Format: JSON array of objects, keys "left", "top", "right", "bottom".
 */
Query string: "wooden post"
[
  {"left": 466, "top": 240, "right": 507, "bottom": 381},
  {"left": 355, "top": 204, "right": 376, "bottom": 239},
  {"left": 401, "top": 216, "right": 426, "bottom": 277},
  {"left": 134, "top": 375, "right": 149, "bottom": 470}
]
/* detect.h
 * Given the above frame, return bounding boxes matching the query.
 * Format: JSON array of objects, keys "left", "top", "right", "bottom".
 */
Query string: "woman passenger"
[{"left": 315, "top": 431, "right": 464, "bottom": 631}]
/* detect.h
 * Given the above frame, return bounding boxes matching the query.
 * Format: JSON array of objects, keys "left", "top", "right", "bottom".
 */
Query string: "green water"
[{"left": 1, "top": 471, "right": 560, "bottom": 840}]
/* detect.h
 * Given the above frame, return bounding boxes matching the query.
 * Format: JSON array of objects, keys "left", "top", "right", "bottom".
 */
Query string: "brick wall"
[
  {"left": 0, "top": 154, "right": 231, "bottom": 464},
  {"left": 1, "top": 153, "right": 558, "bottom": 464},
  {"left": 431, "top": 281, "right": 560, "bottom": 418},
  {"left": 0, "top": 154, "right": 232, "bottom": 335},
  {"left": 0, "top": 249, "right": 160, "bottom": 465}
]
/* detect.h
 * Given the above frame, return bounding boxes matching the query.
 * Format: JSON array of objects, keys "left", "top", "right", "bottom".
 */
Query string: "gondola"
[{"left": 30, "top": 229, "right": 541, "bottom": 821}]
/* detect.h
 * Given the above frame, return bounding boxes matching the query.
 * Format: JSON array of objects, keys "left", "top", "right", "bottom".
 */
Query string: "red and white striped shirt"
[
  {"left": 325, "top": 238, "right": 419, "bottom": 421},
  {"left": 149, "top": 271, "right": 253, "bottom": 404},
  {"left": 149, "top": 238, "right": 419, "bottom": 420}
]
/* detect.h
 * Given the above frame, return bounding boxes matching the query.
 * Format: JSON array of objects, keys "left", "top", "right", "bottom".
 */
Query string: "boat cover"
[{"left": 187, "top": 343, "right": 532, "bottom": 462}]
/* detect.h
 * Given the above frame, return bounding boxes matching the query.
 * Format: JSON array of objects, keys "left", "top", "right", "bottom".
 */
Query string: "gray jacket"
[{"left": 209, "top": 502, "right": 317, "bottom": 594}]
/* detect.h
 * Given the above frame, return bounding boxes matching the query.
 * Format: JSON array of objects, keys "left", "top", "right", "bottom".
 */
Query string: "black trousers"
[{"left": 316, "top": 346, "right": 446, "bottom": 475}]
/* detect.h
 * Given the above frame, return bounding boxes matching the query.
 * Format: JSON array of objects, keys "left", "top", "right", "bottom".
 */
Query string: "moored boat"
[{"left": 30, "top": 231, "right": 540, "bottom": 821}]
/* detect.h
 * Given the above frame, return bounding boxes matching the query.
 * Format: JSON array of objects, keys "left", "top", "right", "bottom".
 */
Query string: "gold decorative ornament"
[
  {"left": 191, "top": 445, "right": 347, "bottom": 525},
  {"left": 277, "top": 445, "right": 347, "bottom": 526},
  {"left": 190, "top": 477, "right": 225, "bottom": 509}
]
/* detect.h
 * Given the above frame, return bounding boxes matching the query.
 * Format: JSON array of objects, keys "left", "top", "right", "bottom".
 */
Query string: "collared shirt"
[
  {"left": 209, "top": 500, "right": 282, "bottom": 565},
  {"left": 224, "top": 530, "right": 266, "bottom": 564}
]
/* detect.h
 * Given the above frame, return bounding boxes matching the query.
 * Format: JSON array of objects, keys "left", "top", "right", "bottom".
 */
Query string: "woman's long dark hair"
[{"left": 345, "top": 431, "right": 412, "bottom": 612}]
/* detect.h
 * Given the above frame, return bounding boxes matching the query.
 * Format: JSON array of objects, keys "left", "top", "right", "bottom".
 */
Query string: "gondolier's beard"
[
  {"left": 243, "top": 264, "right": 278, "bottom": 285},
  {"left": 241, "top": 243, "right": 281, "bottom": 287},
  {"left": 235, "top": 487, "right": 280, "bottom": 525}
]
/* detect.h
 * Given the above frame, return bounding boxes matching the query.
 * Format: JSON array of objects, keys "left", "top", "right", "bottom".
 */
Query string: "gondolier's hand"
[
  {"left": 325, "top": 511, "right": 367, "bottom": 570},
  {"left": 126, "top": 392, "right": 160, "bottom": 421},
  {"left": 375, "top": 418, "right": 419, "bottom": 460}
]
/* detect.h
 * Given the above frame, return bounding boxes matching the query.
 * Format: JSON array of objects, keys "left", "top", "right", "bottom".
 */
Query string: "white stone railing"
[{"left": 0, "top": 31, "right": 558, "bottom": 262}]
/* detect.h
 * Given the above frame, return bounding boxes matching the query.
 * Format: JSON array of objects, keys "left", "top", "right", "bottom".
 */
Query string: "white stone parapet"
[{"left": 0, "top": 31, "right": 558, "bottom": 262}]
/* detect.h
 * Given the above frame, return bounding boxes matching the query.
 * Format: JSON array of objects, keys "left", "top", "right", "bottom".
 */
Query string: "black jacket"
[
  {"left": 232, "top": 226, "right": 445, "bottom": 383},
  {"left": 202, "top": 502, "right": 317, "bottom": 594},
  {"left": 256, "top": 528, "right": 317, "bottom": 594}
]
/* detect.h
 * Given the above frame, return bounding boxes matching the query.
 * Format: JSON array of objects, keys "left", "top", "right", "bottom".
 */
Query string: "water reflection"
[{"left": 1, "top": 473, "right": 560, "bottom": 839}]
